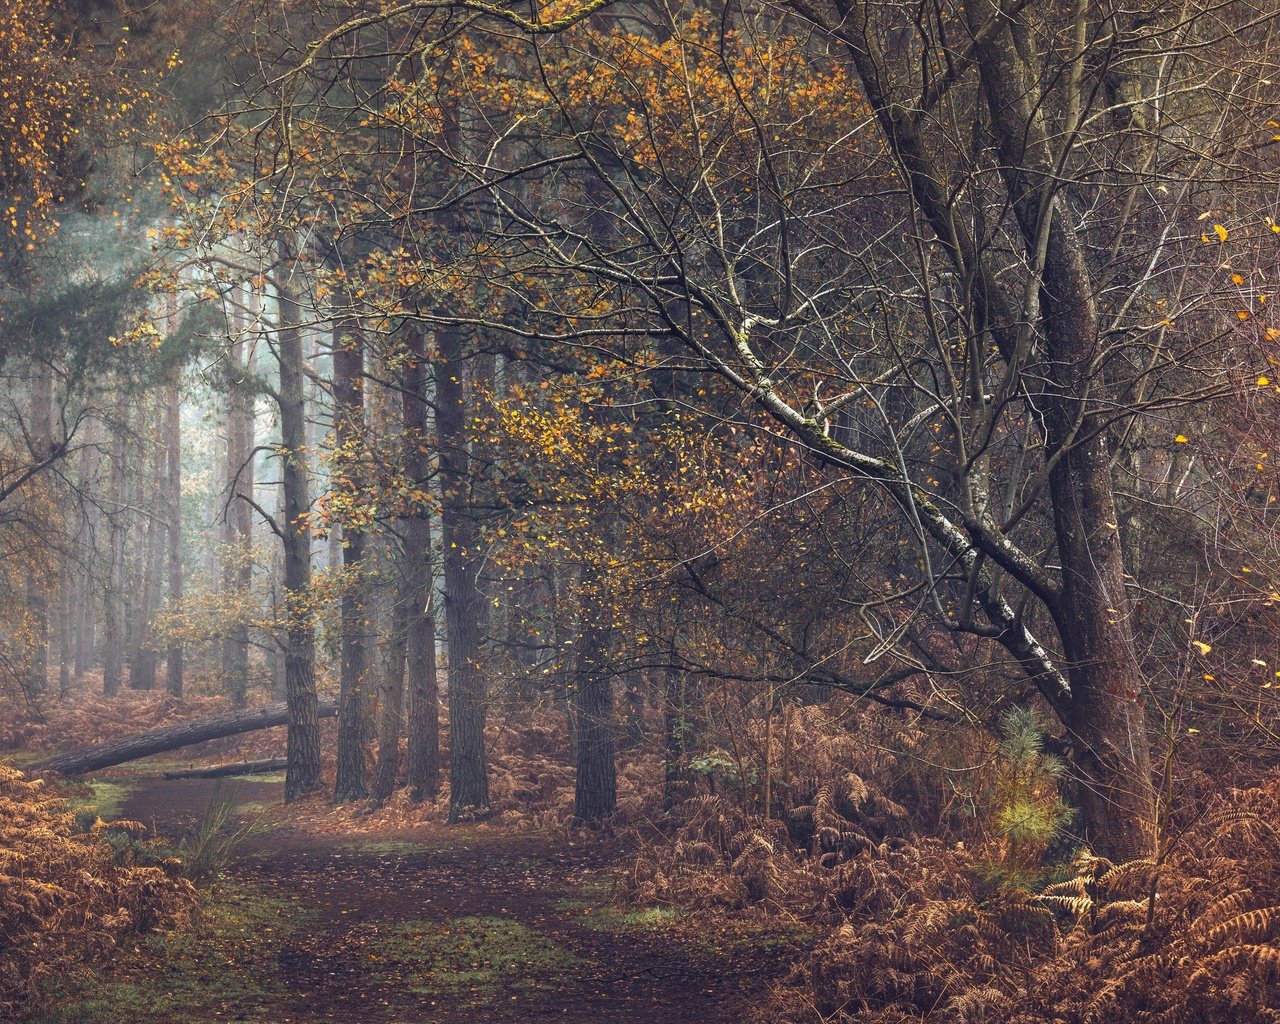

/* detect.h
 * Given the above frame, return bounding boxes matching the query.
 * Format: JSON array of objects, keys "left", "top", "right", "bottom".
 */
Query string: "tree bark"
[
  {"left": 370, "top": 582, "right": 407, "bottom": 806},
  {"left": 165, "top": 363, "right": 184, "bottom": 697},
  {"left": 102, "top": 414, "right": 128, "bottom": 697},
  {"left": 130, "top": 420, "right": 163, "bottom": 693},
  {"left": 333, "top": 325, "right": 369, "bottom": 802},
  {"left": 30, "top": 699, "right": 338, "bottom": 776},
  {"left": 402, "top": 331, "right": 441, "bottom": 802},
  {"left": 276, "top": 253, "right": 323, "bottom": 802},
  {"left": 25, "top": 359, "right": 53, "bottom": 697},
  {"left": 437, "top": 329, "right": 488, "bottom": 819},
  {"left": 572, "top": 605, "right": 616, "bottom": 823},
  {"left": 965, "top": 10, "right": 1156, "bottom": 860},
  {"left": 163, "top": 757, "right": 289, "bottom": 779},
  {"left": 222, "top": 333, "right": 254, "bottom": 707}
]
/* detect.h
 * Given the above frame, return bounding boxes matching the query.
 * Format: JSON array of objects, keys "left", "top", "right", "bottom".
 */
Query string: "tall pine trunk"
[
  {"left": 437, "top": 329, "right": 488, "bottom": 819},
  {"left": 277, "top": 258, "right": 322, "bottom": 802},
  {"left": 222, "top": 333, "right": 254, "bottom": 706},
  {"left": 165, "top": 365, "right": 184, "bottom": 696},
  {"left": 401, "top": 332, "right": 441, "bottom": 802},
  {"left": 333, "top": 326, "right": 369, "bottom": 802},
  {"left": 102, "top": 411, "right": 128, "bottom": 698}
]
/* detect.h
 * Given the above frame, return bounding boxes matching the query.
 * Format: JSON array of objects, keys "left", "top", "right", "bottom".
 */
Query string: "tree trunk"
[
  {"left": 277, "top": 254, "right": 323, "bottom": 802},
  {"left": 130, "top": 423, "right": 163, "bottom": 693},
  {"left": 222, "top": 334, "right": 254, "bottom": 707},
  {"left": 29, "top": 698, "right": 338, "bottom": 776},
  {"left": 333, "top": 326, "right": 369, "bottom": 802},
  {"left": 25, "top": 359, "right": 52, "bottom": 697},
  {"left": 165, "top": 363, "right": 184, "bottom": 697},
  {"left": 572, "top": 605, "right": 616, "bottom": 823},
  {"left": 73, "top": 419, "right": 100, "bottom": 678},
  {"left": 102, "top": 416, "right": 128, "bottom": 697},
  {"left": 370, "top": 582, "right": 407, "bottom": 806},
  {"left": 163, "top": 757, "right": 288, "bottom": 779},
  {"left": 437, "top": 329, "right": 488, "bottom": 819},
  {"left": 402, "top": 331, "right": 441, "bottom": 802},
  {"left": 967, "top": 14, "right": 1156, "bottom": 859}
]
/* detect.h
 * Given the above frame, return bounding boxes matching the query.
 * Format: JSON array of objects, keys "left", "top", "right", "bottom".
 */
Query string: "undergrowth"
[
  {"left": 620, "top": 701, "right": 1280, "bottom": 1023},
  {"left": 0, "top": 764, "right": 195, "bottom": 1016}
]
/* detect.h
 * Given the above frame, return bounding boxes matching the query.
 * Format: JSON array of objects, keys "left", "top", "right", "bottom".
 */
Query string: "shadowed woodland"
[{"left": 3, "top": 0, "right": 1280, "bottom": 1020}]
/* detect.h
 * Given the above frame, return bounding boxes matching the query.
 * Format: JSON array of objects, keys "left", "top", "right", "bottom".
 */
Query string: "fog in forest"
[{"left": 3, "top": 2, "right": 1280, "bottom": 1022}]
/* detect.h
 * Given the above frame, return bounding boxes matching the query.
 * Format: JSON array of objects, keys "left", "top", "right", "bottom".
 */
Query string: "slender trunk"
[
  {"left": 130, "top": 412, "right": 165, "bottom": 692},
  {"left": 73, "top": 419, "right": 100, "bottom": 678},
  {"left": 437, "top": 330, "right": 488, "bottom": 819},
  {"left": 128, "top": 478, "right": 161, "bottom": 692},
  {"left": 165, "top": 365, "right": 184, "bottom": 697},
  {"left": 102, "top": 417, "right": 128, "bottom": 697},
  {"left": 223, "top": 336, "right": 253, "bottom": 706},
  {"left": 25, "top": 360, "right": 52, "bottom": 697},
  {"left": 57, "top": 555, "right": 72, "bottom": 699},
  {"left": 277, "top": 257, "right": 322, "bottom": 802},
  {"left": 333, "top": 328, "right": 369, "bottom": 802},
  {"left": 402, "top": 332, "right": 440, "bottom": 801}
]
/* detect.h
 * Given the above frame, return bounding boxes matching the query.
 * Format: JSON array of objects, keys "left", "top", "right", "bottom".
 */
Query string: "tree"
[
  {"left": 282, "top": 1, "right": 1280, "bottom": 856},
  {"left": 332, "top": 306, "right": 370, "bottom": 802}
]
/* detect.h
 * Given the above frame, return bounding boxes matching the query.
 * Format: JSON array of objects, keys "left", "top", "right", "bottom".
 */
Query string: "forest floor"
[{"left": 30, "top": 771, "right": 805, "bottom": 1024}]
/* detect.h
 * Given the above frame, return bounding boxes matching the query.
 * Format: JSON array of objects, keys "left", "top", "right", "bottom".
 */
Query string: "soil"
[{"left": 108, "top": 775, "right": 790, "bottom": 1024}]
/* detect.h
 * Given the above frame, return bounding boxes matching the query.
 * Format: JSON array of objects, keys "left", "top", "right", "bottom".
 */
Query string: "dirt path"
[{"left": 95, "top": 775, "right": 790, "bottom": 1024}]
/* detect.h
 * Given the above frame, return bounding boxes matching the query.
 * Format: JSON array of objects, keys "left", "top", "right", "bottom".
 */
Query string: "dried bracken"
[{"left": 0, "top": 764, "right": 195, "bottom": 1014}]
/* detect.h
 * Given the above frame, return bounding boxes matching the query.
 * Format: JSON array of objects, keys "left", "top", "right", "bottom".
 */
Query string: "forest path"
[{"left": 44, "top": 773, "right": 794, "bottom": 1024}]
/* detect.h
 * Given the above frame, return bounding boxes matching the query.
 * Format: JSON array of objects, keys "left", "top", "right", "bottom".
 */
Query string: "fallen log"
[
  {"left": 161, "top": 757, "right": 289, "bottom": 780},
  {"left": 27, "top": 698, "right": 339, "bottom": 776}
]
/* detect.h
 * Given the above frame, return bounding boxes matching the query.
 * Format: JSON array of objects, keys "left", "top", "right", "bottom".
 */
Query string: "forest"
[{"left": 2, "top": 0, "right": 1279, "bottom": 1021}]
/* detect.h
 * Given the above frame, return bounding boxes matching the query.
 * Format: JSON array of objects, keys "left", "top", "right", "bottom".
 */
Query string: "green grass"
[
  {"left": 555, "top": 896, "right": 683, "bottom": 932},
  {"left": 374, "top": 915, "right": 579, "bottom": 1006},
  {"left": 68, "top": 780, "right": 134, "bottom": 824},
  {"left": 26, "top": 882, "right": 312, "bottom": 1024}
]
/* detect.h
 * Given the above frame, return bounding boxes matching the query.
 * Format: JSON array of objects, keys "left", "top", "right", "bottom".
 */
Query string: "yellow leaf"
[
  {"left": 1259, "top": 376, "right": 1271, "bottom": 386},
  {"left": 1192, "top": 640, "right": 1212, "bottom": 655},
  {"left": 1175, "top": 434, "right": 1190, "bottom": 443},
  {"left": 1214, "top": 223, "right": 1229, "bottom": 242},
  {"left": 1233, "top": 273, "right": 1245, "bottom": 284}
]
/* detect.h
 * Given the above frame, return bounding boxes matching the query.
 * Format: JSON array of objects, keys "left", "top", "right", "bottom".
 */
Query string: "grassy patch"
[
  {"left": 25, "top": 882, "right": 312, "bottom": 1024},
  {"left": 374, "top": 915, "right": 578, "bottom": 1006},
  {"left": 555, "top": 896, "right": 683, "bottom": 933},
  {"left": 334, "top": 838, "right": 426, "bottom": 855},
  {"left": 67, "top": 780, "right": 134, "bottom": 825}
]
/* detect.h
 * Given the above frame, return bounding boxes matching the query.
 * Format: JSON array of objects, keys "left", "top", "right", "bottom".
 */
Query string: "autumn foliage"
[{"left": 0, "top": 764, "right": 194, "bottom": 1014}]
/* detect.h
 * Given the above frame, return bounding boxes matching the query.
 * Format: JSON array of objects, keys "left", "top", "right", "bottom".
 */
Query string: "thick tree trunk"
[
  {"left": 277, "top": 259, "right": 323, "bottom": 802},
  {"left": 572, "top": 607, "right": 616, "bottom": 823},
  {"left": 401, "top": 332, "right": 441, "bottom": 802},
  {"left": 165, "top": 365, "right": 184, "bottom": 697},
  {"left": 29, "top": 699, "right": 338, "bottom": 776},
  {"left": 967, "top": 11, "right": 1156, "bottom": 860},
  {"left": 333, "top": 328, "right": 369, "bottom": 802},
  {"left": 370, "top": 587, "right": 407, "bottom": 806},
  {"left": 437, "top": 330, "right": 488, "bottom": 820}
]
